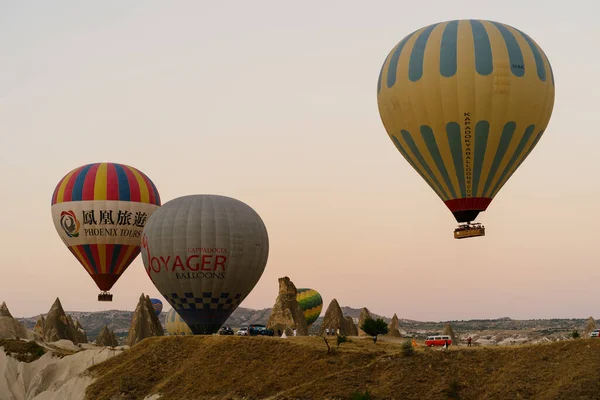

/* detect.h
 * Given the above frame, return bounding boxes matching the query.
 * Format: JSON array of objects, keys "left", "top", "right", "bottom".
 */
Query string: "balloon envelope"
[
  {"left": 165, "top": 308, "right": 193, "bottom": 336},
  {"left": 150, "top": 298, "right": 163, "bottom": 316},
  {"left": 296, "top": 288, "right": 323, "bottom": 326},
  {"left": 141, "top": 194, "right": 269, "bottom": 334},
  {"left": 51, "top": 162, "right": 161, "bottom": 293},
  {"left": 377, "top": 19, "right": 555, "bottom": 223}
]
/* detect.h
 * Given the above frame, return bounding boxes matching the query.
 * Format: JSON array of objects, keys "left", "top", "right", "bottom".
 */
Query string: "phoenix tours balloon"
[
  {"left": 141, "top": 194, "right": 269, "bottom": 334},
  {"left": 296, "top": 288, "right": 323, "bottom": 326},
  {"left": 165, "top": 308, "right": 193, "bottom": 336},
  {"left": 51, "top": 162, "right": 161, "bottom": 301},
  {"left": 150, "top": 298, "right": 163, "bottom": 317},
  {"left": 376, "top": 19, "right": 555, "bottom": 238}
]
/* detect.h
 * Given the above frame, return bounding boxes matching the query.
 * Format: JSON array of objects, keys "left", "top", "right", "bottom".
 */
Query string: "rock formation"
[
  {"left": 387, "top": 313, "right": 401, "bottom": 337},
  {"left": 126, "top": 293, "right": 164, "bottom": 347},
  {"left": 357, "top": 307, "right": 372, "bottom": 336},
  {"left": 319, "top": 299, "right": 358, "bottom": 336},
  {"left": 266, "top": 277, "right": 308, "bottom": 336},
  {"left": 443, "top": 323, "right": 458, "bottom": 346},
  {"left": 584, "top": 316, "right": 597, "bottom": 337},
  {"left": 73, "top": 319, "right": 88, "bottom": 344},
  {"left": 96, "top": 325, "right": 119, "bottom": 347},
  {"left": 0, "top": 302, "right": 31, "bottom": 339},
  {"left": 34, "top": 298, "right": 88, "bottom": 344}
]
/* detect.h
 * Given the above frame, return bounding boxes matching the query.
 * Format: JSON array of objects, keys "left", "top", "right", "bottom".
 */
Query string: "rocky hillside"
[{"left": 16, "top": 307, "right": 596, "bottom": 344}]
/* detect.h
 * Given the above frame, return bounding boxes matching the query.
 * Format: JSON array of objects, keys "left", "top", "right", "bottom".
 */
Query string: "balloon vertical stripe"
[
  {"left": 490, "top": 22, "right": 525, "bottom": 77},
  {"left": 471, "top": 121, "right": 490, "bottom": 198},
  {"left": 401, "top": 130, "right": 450, "bottom": 200},
  {"left": 128, "top": 167, "right": 150, "bottom": 203},
  {"left": 121, "top": 165, "right": 141, "bottom": 202},
  {"left": 515, "top": 29, "right": 547, "bottom": 81},
  {"left": 108, "top": 244, "right": 121, "bottom": 274},
  {"left": 420, "top": 126, "right": 457, "bottom": 198},
  {"left": 482, "top": 122, "right": 517, "bottom": 198},
  {"left": 385, "top": 33, "right": 414, "bottom": 90},
  {"left": 113, "top": 164, "right": 131, "bottom": 202},
  {"left": 470, "top": 20, "right": 493, "bottom": 76},
  {"left": 446, "top": 123, "right": 466, "bottom": 197},
  {"left": 440, "top": 21, "right": 459, "bottom": 77},
  {"left": 491, "top": 128, "right": 545, "bottom": 198},
  {"left": 408, "top": 24, "right": 437, "bottom": 82},
  {"left": 81, "top": 163, "right": 100, "bottom": 201},
  {"left": 490, "top": 125, "right": 536, "bottom": 197},
  {"left": 391, "top": 136, "right": 447, "bottom": 200},
  {"left": 94, "top": 163, "right": 108, "bottom": 200}
]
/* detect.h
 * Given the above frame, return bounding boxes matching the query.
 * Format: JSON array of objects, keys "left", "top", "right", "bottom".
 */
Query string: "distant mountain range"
[{"left": 16, "top": 307, "right": 595, "bottom": 343}]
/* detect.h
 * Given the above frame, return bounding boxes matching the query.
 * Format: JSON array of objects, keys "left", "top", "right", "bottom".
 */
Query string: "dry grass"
[{"left": 85, "top": 336, "right": 600, "bottom": 400}]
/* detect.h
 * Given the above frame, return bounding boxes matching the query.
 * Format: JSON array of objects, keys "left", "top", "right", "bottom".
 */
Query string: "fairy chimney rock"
[
  {"left": 39, "top": 298, "right": 88, "bottom": 344},
  {"left": 584, "top": 317, "right": 597, "bottom": 337},
  {"left": 357, "top": 307, "right": 372, "bottom": 336},
  {"left": 96, "top": 325, "right": 119, "bottom": 347},
  {"left": 0, "top": 302, "right": 31, "bottom": 339},
  {"left": 387, "top": 313, "right": 401, "bottom": 337},
  {"left": 319, "top": 299, "right": 358, "bottom": 336},
  {"left": 0, "top": 302, "right": 12, "bottom": 318},
  {"left": 443, "top": 323, "right": 458, "bottom": 346},
  {"left": 266, "top": 277, "right": 308, "bottom": 336},
  {"left": 126, "top": 293, "right": 164, "bottom": 347}
]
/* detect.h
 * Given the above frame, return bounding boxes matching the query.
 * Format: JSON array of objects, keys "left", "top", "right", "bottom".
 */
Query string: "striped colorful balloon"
[
  {"left": 150, "top": 298, "right": 163, "bottom": 317},
  {"left": 296, "top": 288, "right": 323, "bottom": 326},
  {"left": 377, "top": 20, "right": 555, "bottom": 227},
  {"left": 51, "top": 162, "right": 161, "bottom": 299}
]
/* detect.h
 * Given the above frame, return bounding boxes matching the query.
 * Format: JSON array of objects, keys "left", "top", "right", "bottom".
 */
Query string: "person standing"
[{"left": 467, "top": 337, "right": 472, "bottom": 347}]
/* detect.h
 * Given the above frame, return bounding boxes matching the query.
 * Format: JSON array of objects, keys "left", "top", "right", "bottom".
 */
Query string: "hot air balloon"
[
  {"left": 141, "top": 194, "right": 269, "bottom": 334},
  {"left": 296, "top": 288, "right": 323, "bottom": 326},
  {"left": 150, "top": 298, "right": 163, "bottom": 317},
  {"left": 165, "top": 308, "right": 194, "bottom": 336},
  {"left": 51, "top": 162, "right": 161, "bottom": 301},
  {"left": 377, "top": 20, "right": 555, "bottom": 239}
]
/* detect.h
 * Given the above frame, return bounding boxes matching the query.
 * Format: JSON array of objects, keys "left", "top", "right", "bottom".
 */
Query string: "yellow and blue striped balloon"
[
  {"left": 165, "top": 308, "right": 193, "bottom": 336},
  {"left": 377, "top": 20, "right": 555, "bottom": 224},
  {"left": 296, "top": 288, "right": 323, "bottom": 326}
]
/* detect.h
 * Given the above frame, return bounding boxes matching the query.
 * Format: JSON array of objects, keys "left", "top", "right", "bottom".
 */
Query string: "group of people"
[{"left": 324, "top": 328, "right": 339, "bottom": 336}]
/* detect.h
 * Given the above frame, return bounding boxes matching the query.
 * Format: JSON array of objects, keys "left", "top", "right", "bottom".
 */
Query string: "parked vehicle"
[
  {"left": 424, "top": 335, "right": 452, "bottom": 347},
  {"left": 590, "top": 329, "right": 600, "bottom": 338},
  {"left": 237, "top": 327, "right": 249, "bottom": 336},
  {"left": 218, "top": 326, "right": 234, "bottom": 335},
  {"left": 248, "top": 324, "right": 274, "bottom": 336}
]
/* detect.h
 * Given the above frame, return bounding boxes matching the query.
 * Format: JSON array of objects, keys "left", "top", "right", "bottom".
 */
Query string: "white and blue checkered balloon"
[{"left": 141, "top": 195, "right": 270, "bottom": 334}]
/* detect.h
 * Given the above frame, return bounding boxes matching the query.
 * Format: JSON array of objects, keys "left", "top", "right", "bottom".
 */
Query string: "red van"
[{"left": 425, "top": 335, "right": 452, "bottom": 347}]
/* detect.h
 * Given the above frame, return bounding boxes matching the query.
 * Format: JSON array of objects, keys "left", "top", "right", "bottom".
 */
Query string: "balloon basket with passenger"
[
  {"left": 453, "top": 222, "right": 485, "bottom": 240},
  {"left": 98, "top": 291, "right": 113, "bottom": 302}
]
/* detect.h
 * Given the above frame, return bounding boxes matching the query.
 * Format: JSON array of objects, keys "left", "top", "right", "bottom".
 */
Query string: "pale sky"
[{"left": 1, "top": 0, "right": 599, "bottom": 321}]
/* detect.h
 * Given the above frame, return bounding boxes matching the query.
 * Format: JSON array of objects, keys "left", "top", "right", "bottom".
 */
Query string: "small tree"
[
  {"left": 572, "top": 329, "right": 580, "bottom": 339},
  {"left": 401, "top": 340, "right": 414, "bottom": 356},
  {"left": 336, "top": 334, "right": 348, "bottom": 347},
  {"left": 360, "top": 317, "right": 389, "bottom": 344}
]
